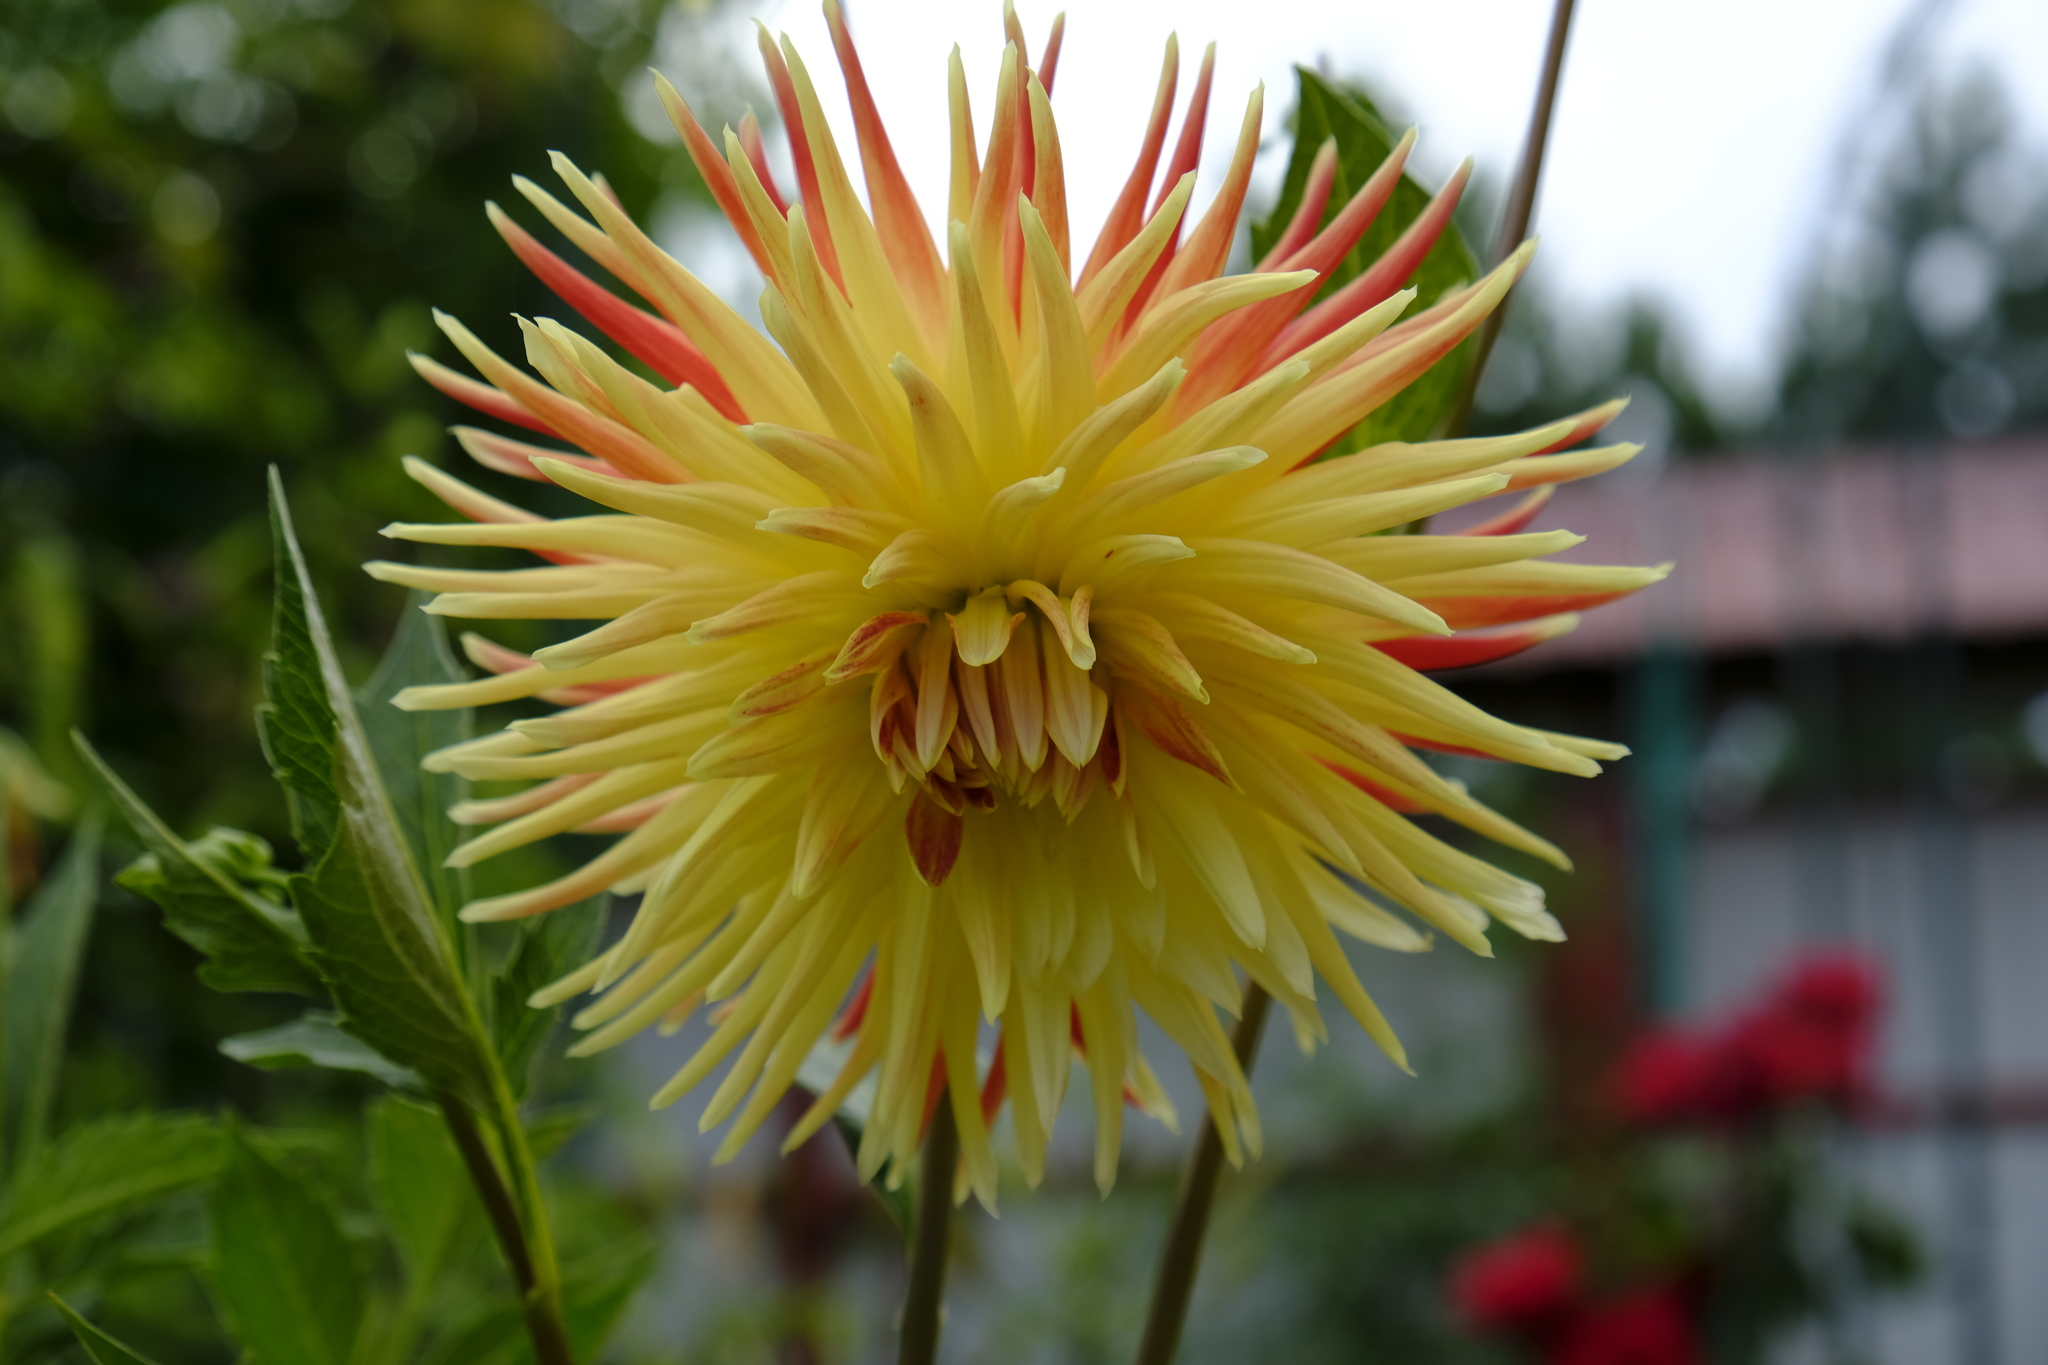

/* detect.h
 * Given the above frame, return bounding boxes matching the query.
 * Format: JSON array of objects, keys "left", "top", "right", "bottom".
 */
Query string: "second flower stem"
[
  {"left": 899, "top": 1093, "right": 960, "bottom": 1365},
  {"left": 1442, "top": 0, "right": 1580, "bottom": 437},
  {"left": 1134, "top": 984, "right": 1272, "bottom": 1365}
]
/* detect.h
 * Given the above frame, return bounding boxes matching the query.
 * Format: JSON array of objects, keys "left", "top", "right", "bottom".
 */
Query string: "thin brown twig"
[
  {"left": 1443, "top": 0, "right": 1580, "bottom": 439},
  {"left": 1132, "top": 985, "right": 1273, "bottom": 1365},
  {"left": 436, "top": 1091, "right": 578, "bottom": 1365}
]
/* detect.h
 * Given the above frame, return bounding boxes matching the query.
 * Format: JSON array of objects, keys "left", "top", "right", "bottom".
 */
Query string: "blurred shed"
[
  {"left": 1447, "top": 438, "right": 2048, "bottom": 1365},
  {"left": 1456, "top": 440, "right": 2048, "bottom": 664}
]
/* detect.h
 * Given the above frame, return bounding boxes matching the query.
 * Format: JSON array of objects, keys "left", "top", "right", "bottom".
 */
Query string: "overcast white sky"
[{"left": 667, "top": 0, "right": 2048, "bottom": 416}]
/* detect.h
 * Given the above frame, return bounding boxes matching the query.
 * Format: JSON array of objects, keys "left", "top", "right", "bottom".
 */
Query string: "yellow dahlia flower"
[{"left": 371, "top": 6, "right": 1665, "bottom": 1204}]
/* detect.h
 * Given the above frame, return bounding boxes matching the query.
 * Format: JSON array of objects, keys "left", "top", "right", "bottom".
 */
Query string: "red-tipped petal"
[
  {"left": 1266, "top": 158, "right": 1472, "bottom": 367},
  {"left": 458, "top": 636, "right": 653, "bottom": 701},
  {"left": 1003, "top": 3, "right": 1030, "bottom": 63},
  {"left": 404, "top": 456, "right": 608, "bottom": 566},
  {"left": 1005, "top": 47, "right": 1038, "bottom": 316},
  {"left": 1418, "top": 590, "right": 1637, "bottom": 631},
  {"left": 979, "top": 1042, "right": 1009, "bottom": 1125},
  {"left": 1039, "top": 13, "right": 1066, "bottom": 92},
  {"left": 1077, "top": 36, "right": 1178, "bottom": 287},
  {"left": 1122, "top": 686, "right": 1232, "bottom": 788},
  {"left": 578, "top": 790, "right": 684, "bottom": 832},
  {"left": 919, "top": 1053, "right": 947, "bottom": 1136},
  {"left": 489, "top": 205, "right": 745, "bottom": 420},
  {"left": 411, "top": 353, "right": 557, "bottom": 436},
  {"left": 1185, "top": 132, "right": 1411, "bottom": 408},
  {"left": 1456, "top": 486, "right": 1553, "bottom": 537},
  {"left": 1390, "top": 732, "right": 1495, "bottom": 761},
  {"left": 1123, "top": 42, "right": 1215, "bottom": 324},
  {"left": 1319, "top": 758, "right": 1426, "bottom": 813},
  {"left": 828, "top": 610, "right": 928, "bottom": 682},
  {"left": 1532, "top": 397, "right": 1629, "bottom": 454},
  {"left": 1372, "top": 614, "right": 1578, "bottom": 670},
  {"left": 439, "top": 315, "right": 686, "bottom": 485},
  {"left": 757, "top": 24, "right": 844, "bottom": 291},
  {"left": 464, "top": 634, "right": 538, "bottom": 675},
  {"left": 831, "top": 964, "right": 875, "bottom": 1042},
  {"left": 1153, "top": 80, "right": 1263, "bottom": 299},
  {"left": 1069, "top": 1005, "right": 1150, "bottom": 1111},
  {"left": 659, "top": 81, "right": 775, "bottom": 276},
  {"left": 453, "top": 426, "right": 614, "bottom": 482},
  {"left": 1152, "top": 43, "right": 1213, "bottom": 217},
  {"left": 1256, "top": 138, "right": 1338, "bottom": 272},
  {"left": 738, "top": 110, "right": 791, "bottom": 215},
  {"left": 825, "top": 0, "right": 948, "bottom": 330},
  {"left": 541, "top": 677, "right": 657, "bottom": 705}
]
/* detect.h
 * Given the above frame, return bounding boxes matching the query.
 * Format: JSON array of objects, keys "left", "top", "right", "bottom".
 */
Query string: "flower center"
[{"left": 865, "top": 579, "right": 1120, "bottom": 847}]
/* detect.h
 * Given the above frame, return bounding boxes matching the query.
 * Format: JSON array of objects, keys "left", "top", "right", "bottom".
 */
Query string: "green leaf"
[
  {"left": 3, "top": 814, "right": 103, "bottom": 1174},
  {"left": 81, "top": 741, "right": 323, "bottom": 997},
  {"left": 555, "top": 1237, "right": 660, "bottom": 1362},
  {"left": 1251, "top": 68, "right": 1483, "bottom": 450},
  {"left": 220, "top": 1011, "right": 421, "bottom": 1088},
  {"left": 424, "top": 1238, "right": 660, "bottom": 1365},
  {"left": 798, "top": 1035, "right": 910, "bottom": 1234},
  {"left": 48, "top": 1292, "right": 169, "bottom": 1365},
  {"left": 367, "top": 1095, "right": 472, "bottom": 1278},
  {"left": 492, "top": 896, "right": 607, "bottom": 1098},
  {"left": 355, "top": 593, "right": 473, "bottom": 935},
  {"left": 257, "top": 471, "right": 495, "bottom": 1102},
  {"left": 0, "top": 1112, "right": 224, "bottom": 1261},
  {"left": 524, "top": 1103, "right": 595, "bottom": 1161},
  {"left": 209, "top": 1123, "right": 365, "bottom": 1365},
  {"left": 836, "top": 1115, "right": 911, "bottom": 1234}
]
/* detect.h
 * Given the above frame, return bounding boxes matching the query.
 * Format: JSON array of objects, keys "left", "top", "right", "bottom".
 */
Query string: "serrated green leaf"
[
  {"left": 492, "top": 896, "right": 607, "bottom": 1098},
  {"left": 367, "top": 1095, "right": 473, "bottom": 1278},
  {"left": 81, "top": 742, "right": 323, "bottom": 997},
  {"left": 258, "top": 471, "right": 495, "bottom": 1102},
  {"left": 4, "top": 815, "right": 103, "bottom": 1175},
  {"left": 1251, "top": 68, "right": 1483, "bottom": 450},
  {"left": 355, "top": 594, "right": 473, "bottom": 936},
  {"left": 220, "top": 1011, "right": 421, "bottom": 1088},
  {"left": 209, "top": 1123, "right": 365, "bottom": 1365},
  {"left": 0, "top": 1113, "right": 224, "bottom": 1261},
  {"left": 48, "top": 1292, "right": 169, "bottom": 1365}
]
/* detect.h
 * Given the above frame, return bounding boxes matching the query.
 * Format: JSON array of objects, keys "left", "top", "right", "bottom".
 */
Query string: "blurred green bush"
[{"left": 0, "top": 0, "right": 710, "bottom": 842}]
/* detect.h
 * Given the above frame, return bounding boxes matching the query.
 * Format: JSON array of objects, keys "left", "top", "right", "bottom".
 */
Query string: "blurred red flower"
[
  {"left": 1449, "top": 1223, "right": 1584, "bottom": 1334},
  {"left": 1613, "top": 1029, "right": 1723, "bottom": 1124},
  {"left": 1546, "top": 1287, "right": 1699, "bottom": 1365},
  {"left": 1611, "top": 952, "right": 1883, "bottom": 1126},
  {"left": 1748, "top": 953, "right": 1882, "bottom": 1105}
]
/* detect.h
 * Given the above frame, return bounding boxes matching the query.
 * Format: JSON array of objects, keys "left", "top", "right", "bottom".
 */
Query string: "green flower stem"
[
  {"left": 898, "top": 1092, "right": 960, "bottom": 1365},
  {"left": 1443, "top": 0, "right": 1580, "bottom": 438},
  {"left": 436, "top": 1090, "right": 576, "bottom": 1365},
  {"left": 1134, "top": 983, "right": 1273, "bottom": 1365}
]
